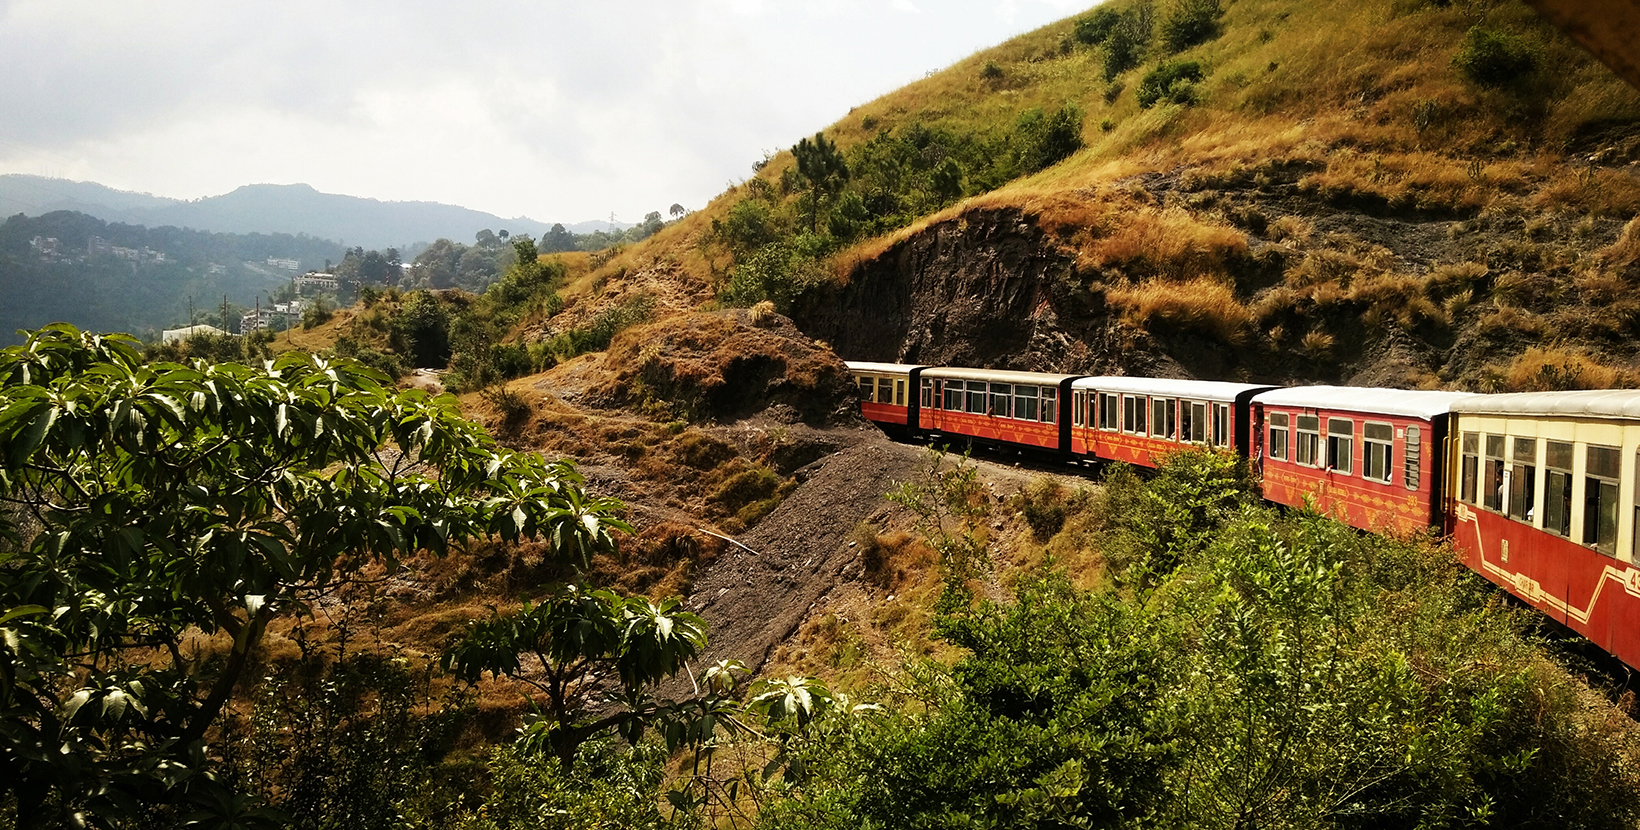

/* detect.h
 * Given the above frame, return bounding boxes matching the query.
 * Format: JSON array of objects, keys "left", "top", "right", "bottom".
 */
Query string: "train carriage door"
[
  {"left": 1509, "top": 438, "right": 1538, "bottom": 524},
  {"left": 1545, "top": 441, "right": 1574, "bottom": 536}
]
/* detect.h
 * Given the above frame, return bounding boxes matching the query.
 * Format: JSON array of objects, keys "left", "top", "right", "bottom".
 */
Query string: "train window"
[
  {"left": 1459, "top": 433, "right": 1479, "bottom": 503},
  {"left": 1072, "top": 392, "right": 1085, "bottom": 427},
  {"left": 1585, "top": 445, "right": 1621, "bottom": 556},
  {"left": 1123, "top": 395, "right": 1146, "bottom": 435},
  {"left": 1016, "top": 386, "right": 1040, "bottom": 421},
  {"left": 857, "top": 376, "right": 874, "bottom": 401},
  {"left": 1327, "top": 419, "right": 1353, "bottom": 474},
  {"left": 1545, "top": 441, "right": 1573, "bottom": 537},
  {"left": 1268, "top": 413, "right": 1289, "bottom": 460},
  {"left": 1186, "top": 401, "right": 1207, "bottom": 442},
  {"left": 1363, "top": 422, "right": 1393, "bottom": 483},
  {"left": 1212, "top": 403, "right": 1231, "bottom": 447},
  {"left": 922, "top": 378, "right": 933, "bottom": 408},
  {"left": 1296, "top": 415, "right": 1320, "bottom": 467},
  {"left": 878, "top": 378, "right": 893, "bottom": 405},
  {"left": 1483, "top": 436, "right": 1505, "bottom": 512},
  {"left": 989, "top": 383, "right": 1012, "bottom": 418},
  {"left": 896, "top": 380, "right": 906, "bottom": 406},
  {"left": 1099, "top": 393, "right": 1119, "bottom": 430},
  {"left": 1404, "top": 426, "right": 1421, "bottom": 490},
  {"left": 1152, "top": 397, "right": 1178, "bottom": 440},
  {"left": 1509, "top": 438, "right": 1537, "bottom": 523},
  {"left": 943, "top": 381, "right": 962, "bottom": 411},
  {"left": 966, "top": 381, "right": 988, "bottom": 414},
  {"left": 1042, "top": 387, "right": 1058, "bottom": 424}
]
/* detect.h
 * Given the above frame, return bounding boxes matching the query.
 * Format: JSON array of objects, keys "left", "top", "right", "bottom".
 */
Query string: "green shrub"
[
  {"left": 1102, "top": 6, "right": 1154, "bottom": 81},
  {"left": 1074, "top": 7, "right": 1121, "bottom": 45},
  {"left": 1160, "top": 0, "right": 1222, "bottom": 52},
  {"left": 1137, "top": 60, "right": 1206, "bottom": 108},
  {"left": 1452, "top": 26, "right": 1535, "bottom": 87},
  {"left": 1016, "top": 104, "right": 1085, "bottom": 173}
]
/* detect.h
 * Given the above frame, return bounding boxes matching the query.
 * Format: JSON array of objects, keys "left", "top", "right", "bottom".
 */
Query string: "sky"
[{"left": 0, "top": 0, "right": 1091, "bottom": 225}]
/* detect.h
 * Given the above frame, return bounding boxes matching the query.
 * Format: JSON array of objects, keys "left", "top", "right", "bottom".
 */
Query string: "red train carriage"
[
  {"left": 1252, "top": 386, "right": 1476, "bottom": 535},
  {"left": 1069, "top": 377, "right": 1276, "bottom": 469},
  {"left": 846, "top": 362, "right": 924, "bottom": 433},
  {"left": 1446, "top": 392, "right": 1640, "bottom": 669},
  {"left": 916, "top": 367, "right": 1083, "bottom": 454}
]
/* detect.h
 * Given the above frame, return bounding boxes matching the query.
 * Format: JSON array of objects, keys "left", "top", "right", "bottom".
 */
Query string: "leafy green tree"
[
  {"left": 541, "top": 223, "right": 577, "bottom": 253},
  {"left": 1074, "top": 7, "right": 1122, "bottom": 45},
  {"left": 1102, "top": 3, "right": 1155, "bottom": 81},
  {"left": 1016, "top": 104, "right": 1086, "bottom": 173},
  {"left": 391, "top": 290, "right": 451, "bottom": 368},
  {"left": 792, "top": 132, "right": 850, "bottom": 232},
  {"left": 0, "top": 325, "right": 628, "bottom": 827},
  {"left": 1137, "top": 60, "right": 1206, "bottom": 108},
  {"left": 1160, "top": 0, "right": 1222, "bottom": 53},
  {"left": 410, "top": 238, "right": 465, "bottom": 289},
  {"left": 442, "top": 585, "right": 709, "bottom": 768}
]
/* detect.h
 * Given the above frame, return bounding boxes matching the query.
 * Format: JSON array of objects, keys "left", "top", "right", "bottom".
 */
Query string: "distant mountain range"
[{"left": 0, "top": 175, "right": 631, "bottom": 250}]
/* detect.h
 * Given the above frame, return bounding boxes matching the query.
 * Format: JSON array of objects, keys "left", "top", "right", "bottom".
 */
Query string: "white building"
[{"left": 161, "top": 324, "right": 229, "bottom": 344}]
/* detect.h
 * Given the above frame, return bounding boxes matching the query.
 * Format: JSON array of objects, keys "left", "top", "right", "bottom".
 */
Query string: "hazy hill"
[
  {"left": 0, "top": 175, "right": 628, "bottom": 250},
  {"left": 0, "top": 210, "right": 345, "bottom": 342}
]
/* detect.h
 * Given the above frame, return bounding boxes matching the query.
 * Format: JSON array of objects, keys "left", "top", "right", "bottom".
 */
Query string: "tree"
[
  {"left": 0, "top": 325, "right": 628, "bottom": 826},
  {"left": 541, "top": 223, "right": 576, "bottom": 253},
  {"left": 442, "top": 585, "right": 709, "bottom": 768},
  {"left": 669, "top": 203, "right": 686, "bottom": 219},
  {"left": 791, "top": 132, "right": 850, "bottom": 232}
]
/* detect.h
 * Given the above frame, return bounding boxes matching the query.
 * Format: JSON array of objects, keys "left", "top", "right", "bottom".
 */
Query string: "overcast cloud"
[{"left": 0, "top": 0, "right": 1090, "bottom": 225}]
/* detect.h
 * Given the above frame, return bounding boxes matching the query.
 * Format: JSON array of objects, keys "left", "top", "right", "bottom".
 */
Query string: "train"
[{"left": 846, "top": 360, "right": 1640, "bottom": 670}]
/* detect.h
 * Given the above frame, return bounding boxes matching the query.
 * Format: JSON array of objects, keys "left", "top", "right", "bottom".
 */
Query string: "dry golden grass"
[
  {"left": 1601, "top": 217, "right": 1640, "bottom": 273},
  {"left": 1492, "top": 345, "right": 1635, "bottom": 391},
  {"left": 1348, "top": 272, "right": 1445, "bottom": 329},
  {"left": 1106, "top": 277, "right": 1253, "bottom": 345},
  {"left": 1087, "top": 205, "right": 1250, "bottom": 280}
]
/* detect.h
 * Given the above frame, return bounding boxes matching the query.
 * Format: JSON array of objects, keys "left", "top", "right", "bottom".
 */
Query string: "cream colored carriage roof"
[
  {"left": 1450, "top": 389, "right": 1640, "bottom": 420},
  {"left": 844, "top": 361, "right": 925, "bottom": 374},
  {"left": 1254, "top": 386, "right": 1479, "bottom": 420},
  {"left": 1071, "top": 376, "right": 1276, "bottom": 403},
  {"left": 919, "top": 366, "right": 1080, "bottom": 386}
]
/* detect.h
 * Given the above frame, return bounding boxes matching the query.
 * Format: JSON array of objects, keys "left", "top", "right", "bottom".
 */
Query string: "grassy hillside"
[{"left": 490, "top": 0, "right": 1640, "bottom": 392}]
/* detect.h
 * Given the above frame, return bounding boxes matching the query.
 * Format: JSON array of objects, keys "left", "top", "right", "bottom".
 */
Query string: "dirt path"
[{"left": 674, "top": 432, "right": 1098, "bottom": 682}]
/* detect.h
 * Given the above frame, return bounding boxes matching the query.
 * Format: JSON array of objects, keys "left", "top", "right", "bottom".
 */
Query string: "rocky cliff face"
[
  {"left": 797, "top": 159, "right": 1640, "bottom": 391},
  {"left": 796, "top": 208, "right": 1116, "bottom": 374}
]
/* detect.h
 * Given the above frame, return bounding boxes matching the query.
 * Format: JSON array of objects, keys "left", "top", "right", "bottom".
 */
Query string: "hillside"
[
  {"left": 0, "top": 210, "right": 345, "bottom": 342},
  {"left": 495, "top": 0, "right": 1640, "bottom": 396}
]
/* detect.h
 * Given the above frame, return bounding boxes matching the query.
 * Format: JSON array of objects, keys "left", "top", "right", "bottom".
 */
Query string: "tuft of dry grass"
[
  {"left": 1087, "top": 205, "right": 1250, "bottom": 280},
  {"left": 1600, "top": 217, "right": 1640, "bottom": 274},
  {"left": 1490, "top": 345, "right": 1635, "bottom": 392},
  {"left": 1106, "top": 277, "right": 1253, "bottom": 344}
]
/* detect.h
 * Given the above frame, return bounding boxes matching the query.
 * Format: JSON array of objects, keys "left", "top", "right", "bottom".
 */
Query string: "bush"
[
  {"left": 1160, "top": 0, "right": 1222, "bottom": 52},
  {"left": 1452, "top": 26, "right": 1535, "bottom": 87},
  {"left": 1016, "top": 104, "right": 1085, "bottom": 173},
  {"left": 1137, "top": 60, "right": 1206, "bottom": 108},
  {"left": 1102, "top": 6, "right": 1154, "bottom": 81},
  {"left": 1074, "top": 7, "right": 1121, "bottom": 45}
]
